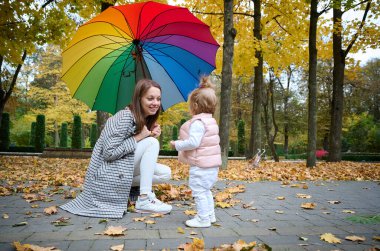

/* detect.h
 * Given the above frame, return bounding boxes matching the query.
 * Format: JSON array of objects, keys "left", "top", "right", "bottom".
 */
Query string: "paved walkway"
[{"left": 0, "top": 180, "right": 379, "bottom": 251}]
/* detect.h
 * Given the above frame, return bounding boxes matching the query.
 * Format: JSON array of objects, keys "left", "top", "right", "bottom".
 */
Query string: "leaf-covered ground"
[{"left": 0, "top": 156, "right": 379, "bottom": 196}]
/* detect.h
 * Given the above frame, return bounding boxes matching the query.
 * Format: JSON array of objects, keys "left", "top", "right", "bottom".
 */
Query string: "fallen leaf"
[
  {"left": 215, "top": 201, "right": 232, "bottom": 208},
  {"left": 31, "top": 204, "right": 39, "bottom": 208},
  {"left": 145, "top": 220, "right": 155, "bottom": 224},
  {"left": 299, "top": 236, "right": 308, "bottom": 241},
  {"left": 12, "top": 221, "right": 28, "bottom": 227},
  {"left": 250, "top": 219, "right": 259, "bottom": 223},
  {"left": 320, "top": 233, "right": 341, "bottom": 243},
  {"left": 268, "top": 227, "right": 276, "bottom": 231},
  {"left": 342, "top": 210, "right": 355, "bottom": 214},
  {"left": 276, "top": 196, "right": 285, "bottom": 200},
  {"left": 275, "top": 210, "right": 284, "bottom": 214},
  {"left": 345, "top": 235, "right": 365, "bottom": 242},
  {"left": 98, "top": 219, "right": 108, "bottom": 224},
  {"left": 296, "top": 193, "right": 311, "bottom": 199},
  {"left": 373, "top": 236, "right": 380, "bottom": 241},
  {"left": 301, "top": 202, "right": 316, "bottom": 209},
  {"left": 103, "top": 226, "right": 126, "bottom": 236},
  {"left": 2, "top": 213, "right": 9, "bottom": 219},
  {"left": 13, "top": 241, "right": 61, "bottom": 251},
  {"left": 184, "top": 210, "right": 197, "bottom": 216},
  {"left": 177, "top": 227, "right": 185, "bottom": 234},
  {"left": 150, "top": 213, "right": 164, "bottom": 218},
  {"left": 323, "top": 211, "right": 331, "bottom": 214},
  {"left": 133, "top": 217, "right": 146, "bottom": 222},
  {"left": 233, "top": 214, "right": 240, "bottom": 217},
  {"left": 51, "top": 217, "right": 71, "bottom": 226},
  {"left": 327, "top": 200, "right": 341, "bottom": 204},
  {"left": 190, "top": 231, "right": 197, "bottom": 235},
  {"left": 110, "top": 244, "right": 124, "bottom": 251},
  {"left": 44, "top": 206, "right": 58, "bottom": 215}
]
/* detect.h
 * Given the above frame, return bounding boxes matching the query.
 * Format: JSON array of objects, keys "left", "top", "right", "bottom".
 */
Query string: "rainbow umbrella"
[{"left": 61, "top": 1, "right": 219, "bottom": 114}]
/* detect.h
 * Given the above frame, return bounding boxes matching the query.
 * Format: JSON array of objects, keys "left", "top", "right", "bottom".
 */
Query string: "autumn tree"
[{"left": 329, "top": 0, "right": 378, "bottom": 161}]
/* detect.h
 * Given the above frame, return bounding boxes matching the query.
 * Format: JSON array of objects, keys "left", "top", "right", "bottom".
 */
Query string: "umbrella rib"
[{"left": 112, "top": 6, "right": 135, "bottom": 39}]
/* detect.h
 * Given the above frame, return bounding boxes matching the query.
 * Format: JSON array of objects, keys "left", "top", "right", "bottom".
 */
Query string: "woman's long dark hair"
[{"left": 129, "top": 79, "right": 161, "bottom": 133}]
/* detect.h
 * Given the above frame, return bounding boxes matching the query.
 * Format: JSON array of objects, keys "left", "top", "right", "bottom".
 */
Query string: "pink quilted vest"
[{"left": 178, "top": 113, "right": 222, "bottom": 168}]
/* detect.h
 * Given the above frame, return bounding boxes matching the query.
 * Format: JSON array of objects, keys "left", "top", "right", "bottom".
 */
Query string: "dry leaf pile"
[{"left": 1, "top": 157, "right": 379, "bottom": 198}]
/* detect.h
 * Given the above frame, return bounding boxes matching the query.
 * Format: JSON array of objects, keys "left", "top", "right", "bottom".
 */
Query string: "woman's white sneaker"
[
  {"left": 185, "top": 215, "right": 211, "bottom": 228},
  {"left": 135, "top": 193, "right": 172, "bottom": 214}
]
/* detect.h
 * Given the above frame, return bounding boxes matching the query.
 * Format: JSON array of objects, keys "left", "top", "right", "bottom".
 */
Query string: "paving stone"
[
  {"left": 0, "top": 180, "right": 379, "bottom": 250},
  {"left": 66, "top": 240, "right": 93, "bottom": 251}
]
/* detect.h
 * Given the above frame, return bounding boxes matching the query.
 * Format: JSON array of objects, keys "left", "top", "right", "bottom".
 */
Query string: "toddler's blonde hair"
[{"left": 189, "top": 76, "right": 217, "bottom": 115}]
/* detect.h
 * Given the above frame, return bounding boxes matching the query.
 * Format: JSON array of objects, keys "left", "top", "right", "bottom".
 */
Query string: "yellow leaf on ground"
[
  {"left": 276, "top": 196, "right": 285, "bottom": 200},
  {"left": 301, "top": 202, "right": 316, "bottom": 209},
  {"left": 184, "top": 210, "right": 196, "bottom": 216},
  {"left": 110, "top": 244, "right": 124, "bottom": 251},
  {"left": 190, "top": 231, "right": 197, "bottom": 235},
  {"left": 320, "top": 233, "right": 341, "bottom": 243},
  {"left": 296, "top": 193, "right": 311, "bottom": 199},
  {"left": 43, "top": 206, "right": 57, "bottom": 215},
  {"left": 275, "top": 210, "right": 284, "bottom": 214},
  {"left": 145, "top": 220, "right": 155, "bottom": 224},
  {"left": 150, "top": 213, "right": 164, "bottom": 218},
  {"left": 216, "top": 202, "right": 232, "bottom": 208},
  {"left": 103, "top": 226, "right": 126, "bottom": 236},
  {"left": 342, "top": 210, "right": 355, "bottom": 214},
  {"left": 133, "top": 217, "right": 146, "bottom": 222},
  {"left": 215, "top": 192, "right": 231, "bottom": 202},
  {"left": 345, "top": 235, "right": 365, "bottom": 242},
  {"left": 3, "top": 213, "right": 9, "bottom": 219},
  {"left": 177, "top": 227, "right": 185, "bottom": 234},
  {"left": 13, "top": 241, "right": 61, "bottom": 251},
  {"left": 373, "top": 236, "right": 380, "bottom": 241}
]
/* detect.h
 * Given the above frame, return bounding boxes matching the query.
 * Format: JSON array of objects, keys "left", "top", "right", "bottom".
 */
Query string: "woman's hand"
[
  {"left": 134, "top": 126, "right": 151, "bottom": 142},
  {"left": 150, "top": 123, "right": 161, "bottom": 138}
]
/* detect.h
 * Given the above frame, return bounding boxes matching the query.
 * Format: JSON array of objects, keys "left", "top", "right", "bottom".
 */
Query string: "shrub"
[
  {"left": 60, "top": 122, "right": 68, "bottom": 148},
  {"left": 71, "top": 115, "right": 82, "bottom": 149},
  {"left": 29, "top": 122, "right": 36, "bottom": 146},
  {"left": 35, "top": 114, "right": 45, "bottom": 152},
  {"left": 172, "top": 125, "right": 178, "bottom": 140},
  {"left": 0, "top": 113, "right": 10, "bottom": 151},
  {"left": 90, "top": 123, "right": 98, "bottom": 147}
]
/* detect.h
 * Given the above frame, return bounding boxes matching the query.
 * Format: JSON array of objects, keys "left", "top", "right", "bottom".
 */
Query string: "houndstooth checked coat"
[{"left": 60, "top": 109, "right": 136, "bottom": 218}]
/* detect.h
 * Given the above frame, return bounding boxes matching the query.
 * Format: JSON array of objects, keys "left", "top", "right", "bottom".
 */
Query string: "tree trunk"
[
  {"left": 263, "top": 74, "right": 279, "bottom": 162},
  {"left": 219, "top": 0, "right": 236, "bottom": 169},
  {"left": 307, "top": 0, "right": 318, "bottom": 167},
  {"left": 95, "top": 1, "right": 115, "bottom": 135},
  {"left": 54, "top": 95, "right": 59, "bottom": 147},
  {"left": 249, "top": 0, "right": 263, "bottom": 158},
  {"left": 0, "top": 50, "right": 27, "bottom": 128},
  {"left": 329, "top": 5, "right": 344, "bottom": 162}
]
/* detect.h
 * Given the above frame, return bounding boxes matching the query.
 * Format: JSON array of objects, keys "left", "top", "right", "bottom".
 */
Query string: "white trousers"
[
  {"left": 132, "top": 137, "right": 171, "bottom": 194},
  {"left": 189, "top": 166, "right": 219, "bottom": 220}
]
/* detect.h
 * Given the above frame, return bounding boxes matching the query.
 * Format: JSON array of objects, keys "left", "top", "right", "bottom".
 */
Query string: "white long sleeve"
[{"left": 175, "top": 120, "right": 205, "bottom": 151}]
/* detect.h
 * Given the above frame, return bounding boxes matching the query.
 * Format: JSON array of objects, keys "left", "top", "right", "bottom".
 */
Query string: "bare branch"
[
  {"left": 343, "top": 0, "right": 370, "bottom": 13},
  {"left": 318, "top": 0, "right": 332, "bottom": 16},
  {"left": 344, "top": 0, "right": 371, "bottom": 57},
  {"left": 192, "top": 10, "right": 254, "bottom": 18},
  {"left": 274, "top": 17, "right": 292, "bottom": 35},
  {"left": 42, "top": 0, "right": 56, "bottom": 9}
]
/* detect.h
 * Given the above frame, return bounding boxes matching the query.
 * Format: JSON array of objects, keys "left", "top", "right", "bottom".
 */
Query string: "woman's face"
[{"left": 141, "top": 86, "right": 161, "bottom": 117}]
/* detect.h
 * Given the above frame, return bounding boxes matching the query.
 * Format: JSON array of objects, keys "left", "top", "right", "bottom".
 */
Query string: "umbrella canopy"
[{"left": 62, "top": 1, "right": 219, "bottom": 114}]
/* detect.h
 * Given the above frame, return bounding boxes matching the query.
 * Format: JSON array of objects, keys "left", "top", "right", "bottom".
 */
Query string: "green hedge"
[
  {"left": 159, "top": 150, "right": 178, "bottom": 156},
  {"left": 8, "top": 146, "right": 37, "bottom": 153},
  {"left": 35, "top": 114, "right": 45, "bottom": 152},
  {"left": 71, "top": 115, "right": 82, "bottom": 149},
  {"left": 286, "top": 153, "right": 380, "bottom": 161}
]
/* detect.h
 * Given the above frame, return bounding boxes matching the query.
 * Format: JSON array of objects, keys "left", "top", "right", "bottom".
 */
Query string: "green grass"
[{"left": 345, "top": 214, "right": 380, "bottom": 224}]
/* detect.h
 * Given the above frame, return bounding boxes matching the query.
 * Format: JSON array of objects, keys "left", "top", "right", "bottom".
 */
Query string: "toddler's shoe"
[
  {"left": 186, "top": 215, "right": 211, "bottom": 228},
  {"left": 135, "top": 193, "right": 172, "bottom": 214},
  {"left": 209, "top": 212, "right": 216, "bottom": 223}
]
